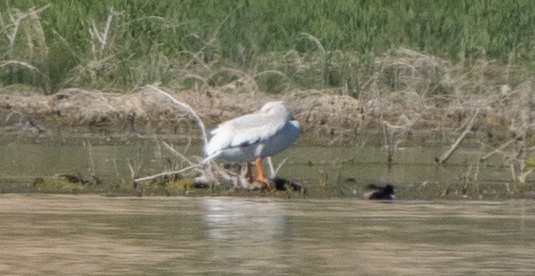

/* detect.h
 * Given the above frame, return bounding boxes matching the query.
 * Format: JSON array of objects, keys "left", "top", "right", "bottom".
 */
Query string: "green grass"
[{"left": 1, "top": 0, "right": 535, "bottom": 94}]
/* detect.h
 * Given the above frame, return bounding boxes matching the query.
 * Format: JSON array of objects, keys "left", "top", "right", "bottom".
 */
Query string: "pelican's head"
[{"left": 260, "top": 101, "right": 289, "bottom": 115}]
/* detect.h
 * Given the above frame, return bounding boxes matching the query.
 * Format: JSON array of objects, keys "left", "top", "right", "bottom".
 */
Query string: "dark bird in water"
[
  {"left": 364, "top": 184, "right": 395, "bottom": 200},
  {"left": 270, "top": 176, "right": 307, "bottom": 195}
]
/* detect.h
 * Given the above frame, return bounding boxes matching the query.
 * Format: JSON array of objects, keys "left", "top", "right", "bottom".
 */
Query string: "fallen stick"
[
  {"left": 479, "top": 139, "right": 515, "bottom": 163},
  {"left": 133, "top": 164, "right": 200, "bottom": 183},
  {"left": 162, "top": 141, "right": 198, "bottom": 167},
  {"left": 435, "top": 109, "right": 479, "bottom": 164}
]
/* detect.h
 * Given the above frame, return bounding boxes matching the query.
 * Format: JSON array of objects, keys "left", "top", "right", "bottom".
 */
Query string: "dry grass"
[{"left": 2, "top": 45, "right": 535, "bottom": 187}]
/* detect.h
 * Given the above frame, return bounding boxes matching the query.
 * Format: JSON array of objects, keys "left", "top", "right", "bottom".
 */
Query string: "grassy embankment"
[{"left": 1, "top": 0, "right": 535, "bottom": 94}]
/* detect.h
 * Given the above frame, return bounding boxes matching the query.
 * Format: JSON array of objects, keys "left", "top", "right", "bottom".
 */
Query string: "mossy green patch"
[
  {"left": 32, "top": 177, "right": 89, "bottom": 193},
  {"left": 525, "top": 156, "right": 535, "bottom": 167},
  {"left": 134, "top": 178, "right": 213, "bottom": 197}
]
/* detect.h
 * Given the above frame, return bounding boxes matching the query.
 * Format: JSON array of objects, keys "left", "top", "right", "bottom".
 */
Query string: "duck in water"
[{"left": 364, "top": 184, "right": 395, "bottom": 200}]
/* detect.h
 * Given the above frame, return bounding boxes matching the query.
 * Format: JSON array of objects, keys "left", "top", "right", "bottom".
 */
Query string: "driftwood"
[{"left": 435, "top": 109, "right": 479, "bottom": 164}]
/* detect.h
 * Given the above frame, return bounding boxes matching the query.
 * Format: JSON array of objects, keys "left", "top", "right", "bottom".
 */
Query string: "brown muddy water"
[
  {"left": 1, "top": 138, "right": 535, "bottom": 274},
  {"left": 0, "top": 195, "right": 534, "bottom": 275}
]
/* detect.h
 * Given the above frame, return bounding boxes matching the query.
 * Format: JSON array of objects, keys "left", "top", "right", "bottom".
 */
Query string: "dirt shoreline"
[{"left": 0, "top": 86, "right": 514, "bottom": 146}]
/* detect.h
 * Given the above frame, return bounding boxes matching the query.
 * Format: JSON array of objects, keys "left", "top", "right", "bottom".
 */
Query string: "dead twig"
[
  {"left": 382, "top": 115, "right": 412, "bottom": 165},
  {"left": 133, "top": 164, "right": 200, "bottom": 183},
  {"left": 133, "top": 86, "right": 212, "bottom": 186},
  {"left": 436, "top": 109, "right": 479, "bottom": 164},
  {"left": 266, "top": 156, "right": 288, "bottom": 178},
  {"left": 89, "top": 8, "right": 122, "bottom": 57},
  {"left": 146, "top": 85, "right": 208, "bottom": 146},
  {"left": 162, "top": 142, "right": 196, "bottom": 166},
  {"left": 479, "top": 139, "right": 515, "bottom": 163}
]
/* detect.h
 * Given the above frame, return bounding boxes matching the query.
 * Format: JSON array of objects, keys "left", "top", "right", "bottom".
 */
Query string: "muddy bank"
[
  {"left": 0, "top": 86, "right": 516, "bottom": 146},
  {"left": 5, "top": 171, "right": 534, "bottom": 200}
]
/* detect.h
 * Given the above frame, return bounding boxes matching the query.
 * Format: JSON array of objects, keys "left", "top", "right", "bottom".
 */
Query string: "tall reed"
[{"left": 1, "top": 0, "right": 534, "bottom": 93}]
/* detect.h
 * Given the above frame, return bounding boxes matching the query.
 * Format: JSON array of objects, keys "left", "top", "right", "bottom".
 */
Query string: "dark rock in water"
[
  {"left": 194, "top": 182, "right": 210, "bottom": 189},
  {"left": 270, "top": 177, "right": 307, "bottom": 195},
  {"left": 364, "top": 183, "right": 395, "bottom": 200},
  {"left": 59, "top": 171, "right": 89, "bottom": 184},
  {"left": 193, "top": 175, "right": 211, "bottom": 189}
]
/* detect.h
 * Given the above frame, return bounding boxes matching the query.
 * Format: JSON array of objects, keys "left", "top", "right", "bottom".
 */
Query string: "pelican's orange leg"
[{"left": 254, "top": 157, "right": 270, "bottom": 187}]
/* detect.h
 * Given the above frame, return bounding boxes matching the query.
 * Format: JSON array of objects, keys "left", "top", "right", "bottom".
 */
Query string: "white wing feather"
[{"left": 204, "top": 107, "right": 288, "bottom": 156}]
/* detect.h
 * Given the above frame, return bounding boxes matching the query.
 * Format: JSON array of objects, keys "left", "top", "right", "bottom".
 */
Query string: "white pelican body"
[{"left": 203, "top": 101, "right": 300, "bottom": 183}]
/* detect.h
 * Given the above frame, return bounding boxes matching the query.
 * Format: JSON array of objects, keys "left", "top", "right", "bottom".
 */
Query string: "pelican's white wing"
[{"left": 204, "top": 110, "right": 287, "bottom": 157}]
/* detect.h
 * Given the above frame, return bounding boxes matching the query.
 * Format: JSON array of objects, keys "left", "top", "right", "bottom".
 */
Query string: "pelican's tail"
[{"left": 202, "top": 151, "right": 222, "bottom": 164}]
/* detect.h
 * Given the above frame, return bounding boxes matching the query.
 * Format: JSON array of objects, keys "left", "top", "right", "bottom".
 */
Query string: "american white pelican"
[{"left": 203, "top": 101, "right": 300, "bottom": 185}]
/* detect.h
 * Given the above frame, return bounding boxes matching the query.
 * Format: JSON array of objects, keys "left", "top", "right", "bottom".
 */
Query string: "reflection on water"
[
  {"left": 0, "top": 194, "right": 534, "bottom": 275},
  {"left": 203, "top": 198, "right": 290, "bottom": 241}
]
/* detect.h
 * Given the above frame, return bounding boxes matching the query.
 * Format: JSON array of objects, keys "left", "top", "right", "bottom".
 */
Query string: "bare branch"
[
  {"left": 162, "top": 141, "right": 199, "bottom": 169},
  {"left": 133, "top": 164, "right": 200, "bottom": 183},
  {"left": 133, "top": 86, "right": 211, "bottom": 185},
  {"left": 479, "top": 139, "right": 516, "bottom": 163},
  {"left": 146, "top": 85, "right": 208, "bottom": 146},
  {"left": 266, "top": 156, "right": 288, "bottom": 178},
  {"left": 436, "top": 109, "right": 479, "bottom": 164}
]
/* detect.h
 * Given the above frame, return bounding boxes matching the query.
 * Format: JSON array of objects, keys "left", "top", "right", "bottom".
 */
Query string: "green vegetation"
[
  {"left": 1, "top": 0, "right": 535, "bottom": 94},
  {"left": 31, "top": 175, "right": 201, "bottom": 195}
]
